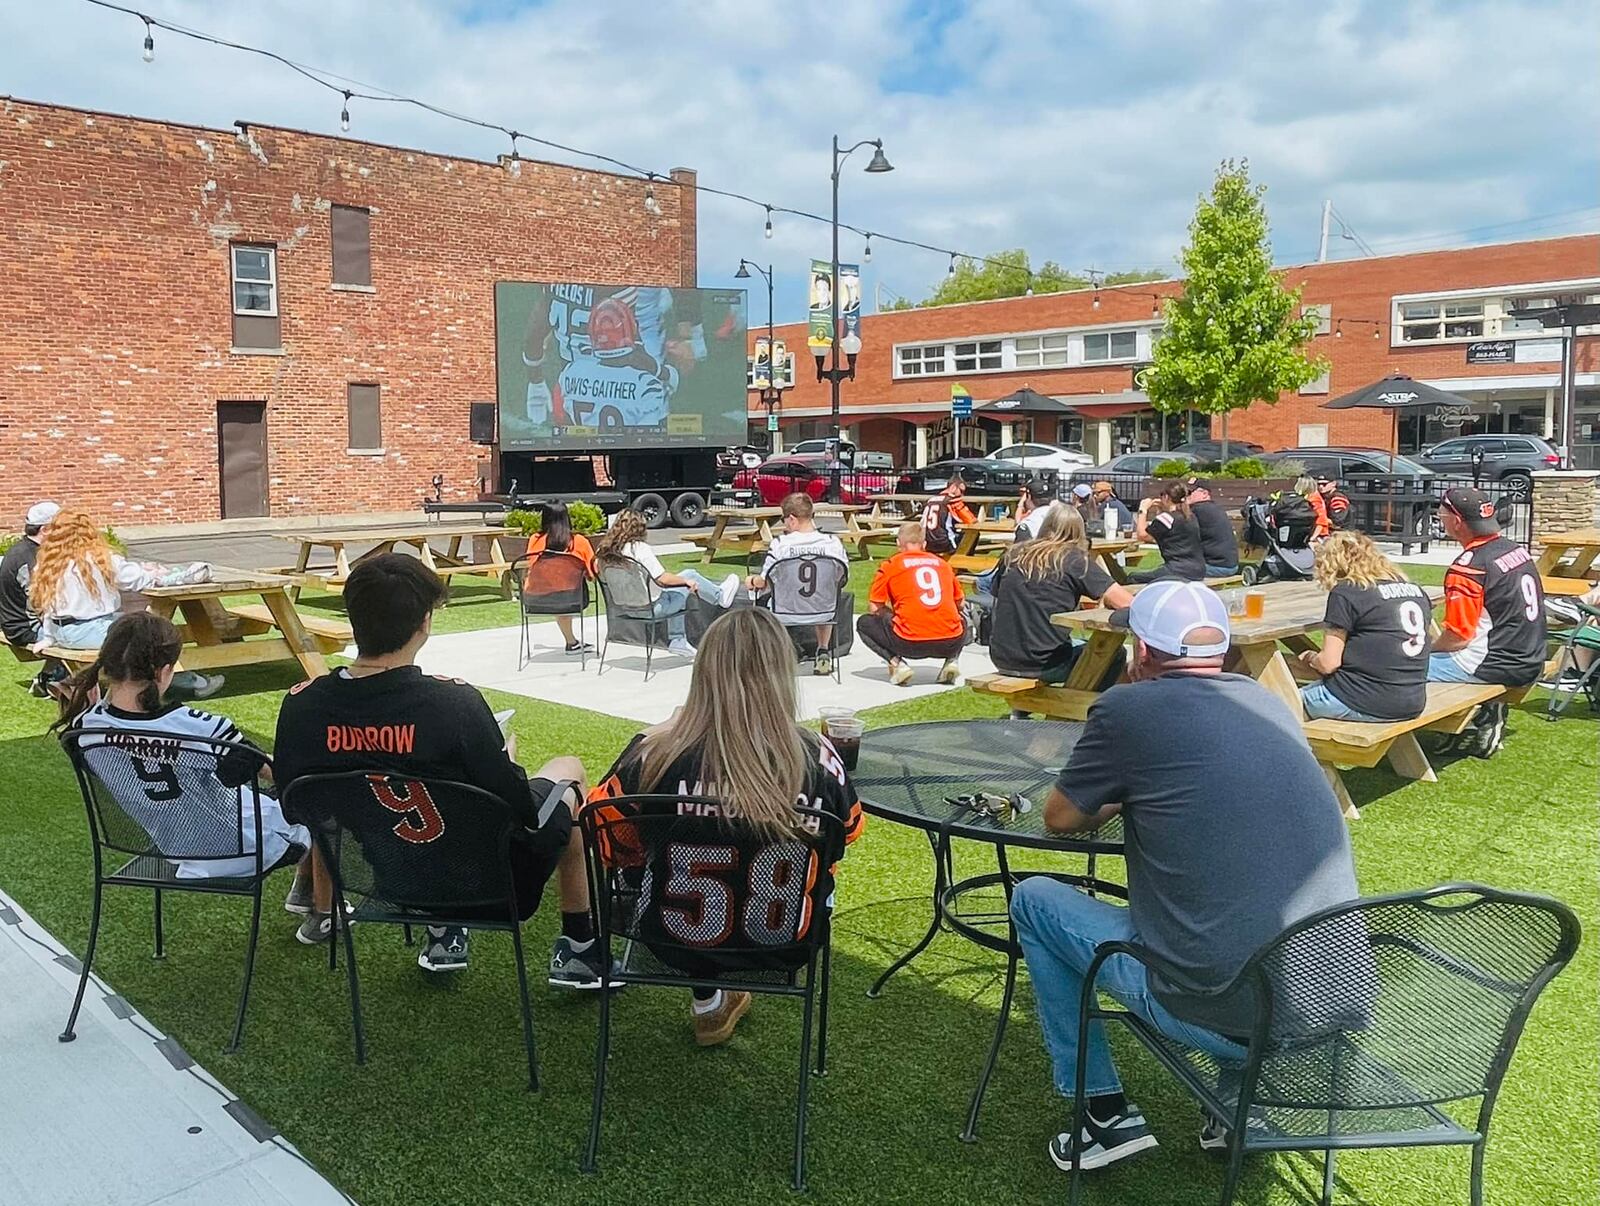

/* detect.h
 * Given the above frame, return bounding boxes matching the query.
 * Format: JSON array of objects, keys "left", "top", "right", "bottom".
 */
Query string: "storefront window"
[{"left": 1573, "top": 388, "right": 1600, "bottom": 469}]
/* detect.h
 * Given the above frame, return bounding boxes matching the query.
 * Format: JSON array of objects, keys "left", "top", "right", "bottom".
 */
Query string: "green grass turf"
[{"left": 3, "top": 560, "right": 1593, "bottom": 1205}]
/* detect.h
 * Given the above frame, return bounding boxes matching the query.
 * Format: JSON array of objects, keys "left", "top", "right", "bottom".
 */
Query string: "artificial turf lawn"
[{"left": 1, "top": 574, "right": 1594, "bottom": 1204}]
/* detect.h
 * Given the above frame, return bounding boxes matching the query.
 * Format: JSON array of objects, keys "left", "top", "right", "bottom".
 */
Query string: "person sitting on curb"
[
  {"left": 858, "top": 522, "right": 966, "bottom": 686},
  {"left": 743, "top": 492, "right": 850, "bottom": 676}
]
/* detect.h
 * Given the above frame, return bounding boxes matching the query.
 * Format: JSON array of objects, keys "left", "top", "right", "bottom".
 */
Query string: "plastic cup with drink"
[
  {"left": 819, "top": 707, "right": 863, "bottom": 773},
  {"left": 1243, "top": 589, "right": 1266, "bottom": 620}
]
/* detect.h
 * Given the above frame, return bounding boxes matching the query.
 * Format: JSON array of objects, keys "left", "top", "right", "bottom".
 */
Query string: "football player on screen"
[{"left": 557, "top": 298, "right": 676, "bottom": 431}]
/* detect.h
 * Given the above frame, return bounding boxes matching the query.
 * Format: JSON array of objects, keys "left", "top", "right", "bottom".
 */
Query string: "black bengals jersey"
[
  {"left": 586, "top": 733, "right": 865, "bottom": 973},
  {"left": 1440, "top": 535, "right": 1546, "bottom": 686}
]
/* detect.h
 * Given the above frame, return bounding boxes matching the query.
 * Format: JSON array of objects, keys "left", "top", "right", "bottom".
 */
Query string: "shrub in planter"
[
  {"left": 1219, "top": 456, "right": 1270, "bottom": 479},
  {"left": 1152, "top": 459, "right": 1194, "bottom": 478},
  {"left": 0, "top": 527, "right": 125, "bottom": 555},
  {"left": 504, "top": 503, "right": 606, "bottom": 538}
]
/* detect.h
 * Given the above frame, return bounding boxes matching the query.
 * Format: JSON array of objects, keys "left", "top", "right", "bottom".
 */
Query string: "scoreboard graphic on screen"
[{"left": 494, "top": 281, "right": 748, "bottom": 452}]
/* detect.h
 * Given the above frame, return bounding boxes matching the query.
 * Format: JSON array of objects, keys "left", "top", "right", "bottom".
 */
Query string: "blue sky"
[{"left": 5, "top": 0, "right": 1597, "bottom": 323}]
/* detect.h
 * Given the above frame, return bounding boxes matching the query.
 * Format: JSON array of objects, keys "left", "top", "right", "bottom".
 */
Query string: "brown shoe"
[{"left": 693, "top": 991, "right": 752, "bottom": 1047}]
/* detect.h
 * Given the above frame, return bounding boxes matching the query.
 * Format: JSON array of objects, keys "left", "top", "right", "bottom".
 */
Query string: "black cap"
[{"left": 1441, "top": 486, "right": 1500, "bottom": 535}]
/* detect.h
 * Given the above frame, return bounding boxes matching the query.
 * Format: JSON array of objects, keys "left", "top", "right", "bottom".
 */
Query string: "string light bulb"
[
  {"left": 1150, "top": 298, "right": 1159, "bottom": 317},
  {"left": 1025, "top": 284, "right": 1034, "bottom": 297},
  {"left": 644, "top": 180, "right": 660, "bottom": 215},
  {"left": 339, "top": 90, "right": 351, "bottom": 133},
  {"left": 1373, "top": 324, "right": 1380, "bottom": 338},
  {"left": 1335, "top": 322, "right": 1343, "bottom": 338},
  {"left": 1092, "top": 290, "right": 1101, "bottom": 310},
  {"left": 763, "top": 206, "right": 773, "bottom": 239},
  {"left": 508, "top": 130, "right": 521, "bottom": 161},
  {"left": 863, "top": 234, "right": 872, "bottom": 263},
  {"left": 948, "top": 254, "right": 956, "bottom": 276},
  {"left": 141, "top": 16, "right": 155, "bottom": 62}
]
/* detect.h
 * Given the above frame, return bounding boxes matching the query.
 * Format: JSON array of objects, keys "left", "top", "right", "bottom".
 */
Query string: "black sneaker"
[
  {"left": 548, "top": 936, "right": 622, "bottom": 990},
  {"left": 1048, "top": 1106, "right": 1159, "bottom": 1172},
  {"left": 418, "top": 926, "right": 469, "bottom": 972},
  {"left": 565, "top": 640, "right": 595, "bottom": 655},
  {"left": 1470, "top": 702, "right": 1508, "bottom": 759}
]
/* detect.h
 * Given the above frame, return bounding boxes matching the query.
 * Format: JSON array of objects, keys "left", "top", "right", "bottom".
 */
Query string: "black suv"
[
  {"left": 1419, "top": 434, "right": 1560, "bottom": 494},
  {"left": 904, "top": 458, "right": 1058, "bottom": 497},
  {"left": 1263, "top": 447, "right": 1434, "bottom": 479}
]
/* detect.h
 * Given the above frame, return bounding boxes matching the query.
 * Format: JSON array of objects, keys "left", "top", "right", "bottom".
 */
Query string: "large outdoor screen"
[{"left": 495, "top": 281, "right": 748, "bottom": 452}]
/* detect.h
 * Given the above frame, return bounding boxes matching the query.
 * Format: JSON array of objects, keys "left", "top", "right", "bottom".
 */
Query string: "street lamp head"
[
  {"left": 840, "top": 332, "right": 862, "bottom": 356},
  {"left": 734, "top": 261, "right": 751, "bottom": 279},
  {"left": 864, "top": 144, "right": 894, "bottom": 173}
]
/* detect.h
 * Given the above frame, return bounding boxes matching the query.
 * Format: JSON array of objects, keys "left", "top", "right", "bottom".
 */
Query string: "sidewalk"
[{"left": 0, "top": 888, "right": 350, "bottom": 1206}]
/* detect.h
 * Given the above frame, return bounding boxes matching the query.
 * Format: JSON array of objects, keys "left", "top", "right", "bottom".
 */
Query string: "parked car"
[
  {"left": 988, "top": 442, "right": 1094, "bottom": 472},
  {"left": 1264, "top": 447, "right": 1435, "bottom": 478},
  {"left": 789, "top": 438, "right": 896, "bottom": 473},
  {"left": 729, "top": 454, "right": 895, "bottom": 506},
  {"left": 1087, "top": 450, "right": 1200, "bottom": 477},
  {"left": 1418, "top": 434, "right": 1560, "bottom": 495},
  {"left": 716, "top": 445, "right": 766, "bottom": 480},
  {"left": 904, "top": 458, "right": 1059, "bottom": 497},
  {"left": 1170, "top": 439, "right": 1265, "bottom": 461}
]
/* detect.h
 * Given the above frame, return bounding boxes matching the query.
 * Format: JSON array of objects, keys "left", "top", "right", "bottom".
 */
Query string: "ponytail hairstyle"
[
  {"left": 51, "top": 611, "right": 184, "bottom": 731},
  {"left": 1158, "top": 480, "right": 1192, "bottom": 519},
  {"left": 539, "top": 501, "right": 573, "bottom": 554}
]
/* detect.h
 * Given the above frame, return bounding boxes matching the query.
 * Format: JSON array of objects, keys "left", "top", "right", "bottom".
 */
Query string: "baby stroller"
[{"left": 1240, "top": 496, "right": 1316, "bottom": 585}]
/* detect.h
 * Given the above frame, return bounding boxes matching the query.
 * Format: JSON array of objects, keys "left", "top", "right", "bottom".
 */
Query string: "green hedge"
[
  {"left": 0, "top": 528, "right": 126, "bottom": 555},
  {"left": 503, "top": 502, "right": 606, "bottom": 537}
]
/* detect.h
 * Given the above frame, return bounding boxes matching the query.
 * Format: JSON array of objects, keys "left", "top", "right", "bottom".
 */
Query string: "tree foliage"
[
  {"left": 905, "top": 249, "right": 1162, "bottom": 308},
  {"left": 1145, "top": 161, "right": 1326, "bottom": 437}
]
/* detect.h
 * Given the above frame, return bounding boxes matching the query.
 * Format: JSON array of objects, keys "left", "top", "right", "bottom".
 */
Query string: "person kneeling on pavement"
[
  {"left": 273, "top": 553, "right": 613, "bottom": 984},
  {"left": 857, "top": 522, "right": 966, "bottom": 686},
  {"left": 1011, "top": 581, "right": 1361, "bottom": 1174}
]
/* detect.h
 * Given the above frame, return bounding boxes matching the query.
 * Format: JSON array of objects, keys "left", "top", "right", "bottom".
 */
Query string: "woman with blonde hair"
[
  {"left": 987, "top": 503, "right": 1134, "bottom": 689},
  {"left": 585, "top": 608, "right": 864, "bottom": 1046},
  {"left": 29, "top": 508, "right": 221, "bottom": 696},
  {"left": 592, "top": 507, "right": 740, "bottom": 658},
  {"left": 1299, "top": 530, "right": 1432, "bottom": 721}
]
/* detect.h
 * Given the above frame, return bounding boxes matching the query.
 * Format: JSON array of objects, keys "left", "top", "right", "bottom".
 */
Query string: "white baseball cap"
[
  {"left": 25, "top": 501, "right": 61, "bottom": 528},
  {"left": 1071, "top": 483, "right": 1093, "bottom": 499},
  {"left": 1113, "top": 580, "right": 1232, "bottom": 658}
]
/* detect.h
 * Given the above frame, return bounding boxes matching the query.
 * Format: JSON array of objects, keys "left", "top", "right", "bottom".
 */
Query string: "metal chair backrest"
[
  {"left": 516, "top": 549, "right": 590, "bottom": 615},
  {"left": 597, "top": 556, "right": 657, "bottom": 619},
  {"left": 764, "top": 554, "right": 848, "bottom": 628},
  {"left": 281, "top": 771, "right": 520, "bottom": 915},
  {"left": 580, "top": 796, "right": 845, "bottom": 975},
  {"left": 1229, "top": 884, "right": 1580, "bottom": 1113},
  {"left": 61, "top": 725, "right": 270, "bottom": 874}
]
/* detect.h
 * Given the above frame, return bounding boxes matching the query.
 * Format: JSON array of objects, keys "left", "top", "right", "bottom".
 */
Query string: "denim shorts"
[{"left": 1300, "top": 681, "right": 1385, "bottom": 722}]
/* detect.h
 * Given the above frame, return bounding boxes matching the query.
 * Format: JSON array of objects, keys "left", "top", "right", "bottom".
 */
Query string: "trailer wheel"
[
  {"left": 633, "top": 493, "right": 669, "bottom": 529},
  {"left": 669, "top": 492, "right": 706, "bottom": 528}
]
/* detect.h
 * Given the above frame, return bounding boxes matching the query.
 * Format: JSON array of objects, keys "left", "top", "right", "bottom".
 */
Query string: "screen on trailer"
[{"left": 495, "top": 281, "right": 748, "bottom": 452}]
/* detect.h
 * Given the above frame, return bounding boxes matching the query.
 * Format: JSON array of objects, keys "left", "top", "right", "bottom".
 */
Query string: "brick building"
[
  {"left": 750, "top": 234, "right": 1600, "bottom": 467},
  {"left": 0, "top": 96, "right": 696, "bottom": 523}
]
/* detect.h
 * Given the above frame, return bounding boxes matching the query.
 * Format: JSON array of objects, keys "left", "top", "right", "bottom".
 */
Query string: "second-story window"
[
  {"left": 331, "top": 205, "right": 373, "bottom": 288},
  {"left": 231, "top": 245, "right": 277, "bottom": 315},
  {"left": 952, "top": 340, "right": 1002, "bottom": 371},
  {"left": 1083, "top": 329, "right": 1138, "bottom": 361},
  {"left": 897, "top": 344, "right": 947, "bottom": 376}
]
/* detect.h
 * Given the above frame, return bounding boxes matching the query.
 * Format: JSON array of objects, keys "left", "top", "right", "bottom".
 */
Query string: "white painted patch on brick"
[
  {"left": 195, "top": 138, "right": 214, "bottom": 162},
  {"left": 43, "top": 139, "right": 54, "bottom": 148},
  {"left": 290, "top": 192, "right": 303, "bottom": 211},
  {"left": 15, "top": 364, "right": 42, "bottom": 372}
]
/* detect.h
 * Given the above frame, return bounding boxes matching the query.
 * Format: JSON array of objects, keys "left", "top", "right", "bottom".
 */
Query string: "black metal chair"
[
  {"left": 57, "top": 727, "right": 289, "bottom": 1053},
  {"left": 1066, "top": 883, "right": 1580, "bottom": 1206},
  {"left": 511, "top": 549, "right": 593, "bottom": 671},
  {"left": 762, "top": 554, "right": 849, "bottom": 681},
  {"left": 578, "top": 797, "right": 844, "bottom": 1191},
  {"left": 280, "top": 771, "right": 551, "bottom": 1089},
  {"left": 596, "top": 556, "right": 666, "bottom": 680},
  {"left": 1544, "top": 597, "right": 1600, "bottom": 719}
]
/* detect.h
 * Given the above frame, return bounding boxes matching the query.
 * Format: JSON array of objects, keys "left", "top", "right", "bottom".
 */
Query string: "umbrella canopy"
[
  {"left": 1322, "top": 374, "right": 1474, "bottom": 410},
  {"left": 976, "top": 386, "right": 1074, "bottom": 415}
]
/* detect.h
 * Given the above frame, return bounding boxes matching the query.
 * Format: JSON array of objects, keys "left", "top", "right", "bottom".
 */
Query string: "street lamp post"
[
  {"left": 734, "top": 259, "right": 781, "bottom": 447},
  {"left": 816, "top": 135, "right": 892, "bottom": 500}
]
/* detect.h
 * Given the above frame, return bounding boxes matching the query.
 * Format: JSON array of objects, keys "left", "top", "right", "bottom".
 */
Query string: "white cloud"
[{"left": 3, "top": 0, "right": 1595, "bottom": 320}]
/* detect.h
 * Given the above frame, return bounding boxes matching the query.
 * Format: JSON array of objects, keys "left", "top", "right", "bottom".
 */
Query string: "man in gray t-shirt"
[{"left": 1010, "top": 580, "right": 1361, "bottom": 1177}]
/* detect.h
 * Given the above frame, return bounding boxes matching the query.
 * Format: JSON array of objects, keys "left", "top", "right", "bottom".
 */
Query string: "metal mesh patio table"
[{"left": 851, "top": 718, "right": 1125, "bottom": 1142}]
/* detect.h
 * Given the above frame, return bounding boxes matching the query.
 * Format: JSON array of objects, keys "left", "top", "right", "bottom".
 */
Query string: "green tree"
[
  {"left": 918, "top": 248, "right": 1089, "bottom": 306},
  {"left": 1103, "top": 268, "right": 1167, "bottom": 286},
  {"left": 1145, "top": 160, "right": 1326, "bottom": 460}
]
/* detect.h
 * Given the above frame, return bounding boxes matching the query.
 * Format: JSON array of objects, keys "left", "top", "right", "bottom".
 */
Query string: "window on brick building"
[
  {"left": 331, "top": 206, "right": 373, "bottom": 288},
  {"left": 1082, "top": 329, "right": 1138, "bottom": 362},
  {"left": 896, "top": 344, "right": 947, "bottom": 377},
  {"left": 230, "top": 244, "right": 281, "bottom": 351},
  {"left": 1013, "top": 332, "right": 1069, "bottom": 368},
  {"left": 952, "top": 340, "right": 1002, "bottom": 371},
  {"left": 347, "top": 383, "right": 382, "bottom": 451},
  {"left": 1302, "top": 303, "right": 1332, "bottom": 335}
]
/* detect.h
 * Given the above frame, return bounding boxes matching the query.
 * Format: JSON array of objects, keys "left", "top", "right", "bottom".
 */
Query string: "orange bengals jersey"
[{"left": 869, "top": 551, "right": 965, "bottom": 642}]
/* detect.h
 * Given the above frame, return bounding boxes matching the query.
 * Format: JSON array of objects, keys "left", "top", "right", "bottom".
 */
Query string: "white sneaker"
[
  {"left": 667, "top": 638, "right": 697, "bottom": 658},
  {"left": 889, "top": 660, "right": 914, "bottom": 686},
  {"left": 937, "top": 659, "right": 961, "bottom": 685},
  {"left": 191, "top": 673, "right": 225, "bottom": 699},
  {"left": 717, "top": 574, "right": 741, "bottom": 607}
]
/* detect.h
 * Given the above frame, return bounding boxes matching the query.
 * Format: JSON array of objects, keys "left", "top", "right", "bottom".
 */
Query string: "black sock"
[
  {"left": 561, "top": 911, "right": 594, "bottom": 944},
  {"left": 1087, "top": 1091, "right": 1128, "bottom": 1123},
  {"left": 692, "top": 987, "right": 717, "bottom": 1002}
]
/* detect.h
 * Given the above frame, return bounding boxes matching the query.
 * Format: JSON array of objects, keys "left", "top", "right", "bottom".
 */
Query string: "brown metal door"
[{"left": 217, "top": 402, "right": 269, "bottom": 518}]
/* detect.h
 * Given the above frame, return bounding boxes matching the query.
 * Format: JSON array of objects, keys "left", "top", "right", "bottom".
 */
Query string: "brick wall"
[
  {"left": 0, "top": 97, "right": 693, "bottom": 523},
  {"left": 752, "top": 234, "right": 1598, "bottom": 452}
]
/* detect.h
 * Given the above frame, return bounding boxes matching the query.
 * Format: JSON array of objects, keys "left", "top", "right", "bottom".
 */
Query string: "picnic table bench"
[
  {"left": 694, "top": 504, "right": 871, "bottom": 563},
  {"left": 866, "top": 493, "right": 1021, "bottom": 522},
  {"left": 267, "top": 524, "right": 516, "bottom": 601}
]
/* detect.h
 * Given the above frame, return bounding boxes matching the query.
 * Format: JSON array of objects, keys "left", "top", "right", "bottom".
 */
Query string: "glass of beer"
[
  {"left": 824, "top": 716, "right": 864, "bottom": 773},
  {"left": 1243, "top": 589, "right": 1266, "bottom": 620}
]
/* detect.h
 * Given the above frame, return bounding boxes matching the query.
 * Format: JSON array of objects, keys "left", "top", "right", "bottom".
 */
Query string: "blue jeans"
[
  {"left": 973, "top": 567, "right": 999, "bottom": 602},
  {"left": 1011, "top": 878, "right": 1245, "bottom": 1098},
  {"left": 1301, "top": 680, "right": 1385, "bottom": 722},
  {"left": 53, "top": 614, "right": 210, "bottom": 693},
  {"left": 652, "top": 569, "right": 730, "bottom": 642},
  {"left": 1427, "top": 651, "right": 1485, "bottom": 683},
  {"left": 1204, "top": 564, "right": 1240, "bottom": 579}
]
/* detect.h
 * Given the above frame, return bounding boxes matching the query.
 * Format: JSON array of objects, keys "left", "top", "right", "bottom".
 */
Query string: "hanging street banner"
[
  {"left": 951, "top": 382, "right": 973, "bottom": 418},
  {"left": 839, "top": 262, "right": 862, "bottom": 345},
  {"left": 772, "top": 338, "right": 788, "bottom": 387},
  {"left": 752, "top": 335, "right": 773, "bottom": 388},
  {"left": 808, "top": 260, "right": 834, "bottom": 352}
]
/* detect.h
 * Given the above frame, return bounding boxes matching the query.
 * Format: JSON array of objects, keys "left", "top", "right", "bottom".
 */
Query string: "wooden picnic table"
[
  {"left": 866, "top": 493, "right": 1021, "bottom": 521},
  {"left": 691, "top": 503, "right": 871, "bottom": 563},
  {"left": 1538, "top": 528, "right": 1600, "bottom": 596},
  {"left": 141, "top": 567, "right": 351, "bottom": 680},
  {"left": 271, "top": 524, "right": 516, "bottom": 600}
]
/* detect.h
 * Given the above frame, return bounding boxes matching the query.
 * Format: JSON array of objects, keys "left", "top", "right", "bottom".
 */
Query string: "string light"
[
  {"left": 1335, "top": 321, "right": 1343, "bottom": 338},
  {"left": 763, "top": 206, "right": 773, "bottom": 239},
  {"left": 339, "top": 90, "right": 351, "bottom": 132},
  {"left": 1373, "top": 324, "right": 1381, "bottom": 338},
  {"left": 863, "top": 234, "right": 872, "bottom": 263},
  {"left": 1092, "top": 290, "right": 1101, "bottom": 310},
  {"left": 1025, "top": 285, "right": 1034, "bottom": 297},
  {"left": 948, "top": 254, "right": 956, "bottom": 276},
  {"left": 508, "top": 130, "right": 520, "bottom": 160},
  {"left": 1150, "top": 298, "right": 1159, "bottom": 317},
  {"left": 141, "top": 15, "right": 154, "bottom": 62},
  {"left": 643, "top": 176, "right": 661, "bottom": 215}
]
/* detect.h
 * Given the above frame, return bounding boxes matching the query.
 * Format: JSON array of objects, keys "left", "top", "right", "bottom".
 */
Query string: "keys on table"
[{"left": 944, "top": 792, "right": 1033, "bottom": 824}]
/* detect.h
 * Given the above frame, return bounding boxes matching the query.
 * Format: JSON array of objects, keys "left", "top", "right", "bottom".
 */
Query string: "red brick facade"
[
  {"left": 0, "top": 97, "right": 695, "bottom": 523},
  {"left": 752, "top": 235, "right": 1599, "bottom": 460}
]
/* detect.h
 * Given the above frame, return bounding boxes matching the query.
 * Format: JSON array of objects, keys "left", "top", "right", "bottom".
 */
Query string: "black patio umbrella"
[
  {"left": 976, "top": 386, "right": 1074, "bottom": 415},
  {"left": 1322, "top": 374, "right": 1474, "bottom": 411}
]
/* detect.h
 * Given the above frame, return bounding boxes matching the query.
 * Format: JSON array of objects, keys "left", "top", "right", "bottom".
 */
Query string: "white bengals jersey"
[
  {"left": 545, "top": 284, "right": 670, "bottom": 364},
  {"left": 558, "top": 356, "right": 670, "bottom": 430},
  {"left": 72, "top": 700, "right": 305, "bottom": 879}
]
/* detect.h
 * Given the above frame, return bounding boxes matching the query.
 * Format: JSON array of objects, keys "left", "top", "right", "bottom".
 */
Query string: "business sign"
[
  {"left": 495, "top": 281, "right": 748, "bottom": 452},
  {"left": 951, "top": 383, "right": 973, "bottom": 418},
  {"left": 1466, "top": 340, "right": 1515, "bottom": 365},
  {"left": 1515, "top": 337, "right": 1562, "bottom": 364},
  {"left": 1376, "top": 389, "right": 1420, "bottom": 406},
  {"left": 1434, "top": 404, "right": 1474, "bottom": 429}
]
